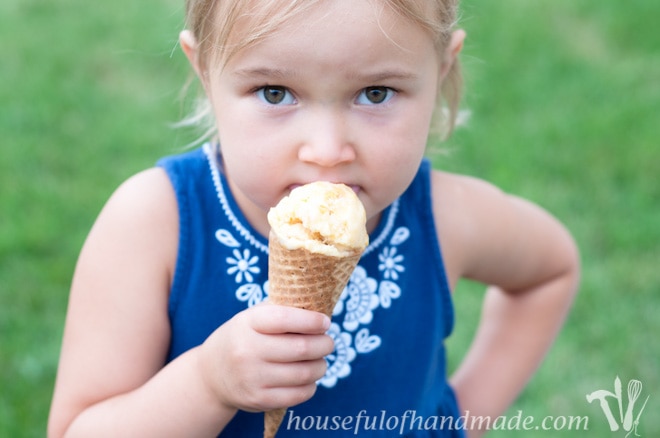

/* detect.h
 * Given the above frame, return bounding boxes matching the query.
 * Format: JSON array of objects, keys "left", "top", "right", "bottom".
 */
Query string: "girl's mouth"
[{"left": 289, "top": 183, "right": 361, "bottom": 195}]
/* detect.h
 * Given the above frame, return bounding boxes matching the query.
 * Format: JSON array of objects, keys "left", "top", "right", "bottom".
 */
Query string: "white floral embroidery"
[
  {"left": 378, "top": 246, "right": 405, "bottom": 280},
  {"left": 236, "top": 283, "right": 264, "bottom": 308},
  {"left": 354, "top": 328, "right": 381, "bottom": 354},
  {"left": 215, "top": 229, "right": 241, "bottom": 248},
  {"left": 318, "top": 323, "right": 356, "bottom": 388},
  {"left": 378, "top": 280, "right": 401, "bottom": 309},
  {"left": 336, "top": 266, "right": 379, "bottom": 332},
  {"left": 226, "top": 248, "right": 260, "bottom": 283},
  {"left": 390, "top": 227, "right": 410, "bottom": 246}
]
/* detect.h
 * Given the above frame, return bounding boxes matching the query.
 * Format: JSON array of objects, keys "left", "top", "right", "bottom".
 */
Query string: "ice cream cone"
[
  {"left": 267, "top": 231, "right": 362, "bottom": 315},
  {"left": 263, "top": 231, "right": 362, "bottom": 437},
  {"left": 263, "top": 182, "right": 368, "bottom": 438},
  {"left": 264, "top": 407, "right": 287, "bottom": 438}
]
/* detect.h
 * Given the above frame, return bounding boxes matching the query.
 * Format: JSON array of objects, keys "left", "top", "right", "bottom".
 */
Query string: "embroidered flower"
[
  {"left": 378, "top": 246, "right": 405, "bottom": 280},
  {"left": 215, "top": 229, "right": 241, "bottom": 248},
  {"left": 354, "top": 328, "right": 381, "bottom": 354},
  {"left": 236, "top": 283, "right": 264, "bottom": 307},
  {"left": 318, "top": 323, "right": 356, "bottom": 388},
  {"left": 340, "top": 266, "right": 379, "bottom": 332},
  {"left": 226, "top": 248, "right": 260, "bottom": 283},
  {"left": 390, "top": 226, "right": 410, "bottom": 246},
  {"left": 378, "top": 281, "right": 402, "bottom": 309}
]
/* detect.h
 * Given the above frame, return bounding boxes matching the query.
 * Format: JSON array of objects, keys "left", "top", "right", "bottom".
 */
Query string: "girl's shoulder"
[
  {"left": 96, "top": 167, "right": 179, "bottom": 279},
  {"left": 428, "top": 170, "right": 504, "bottom": 288},
  {"left": 429, "top": 169, "right": 579, "bottom": 292}
]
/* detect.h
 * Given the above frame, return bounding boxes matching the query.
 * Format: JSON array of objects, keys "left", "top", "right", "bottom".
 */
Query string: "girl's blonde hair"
[{"left": 181, "top": 0, "right": 462, "bottom": 142}]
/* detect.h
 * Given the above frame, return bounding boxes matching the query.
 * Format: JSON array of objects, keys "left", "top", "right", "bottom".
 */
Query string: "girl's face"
[{"left": 194, "top": 0, "right": 446, "bottom": 236}]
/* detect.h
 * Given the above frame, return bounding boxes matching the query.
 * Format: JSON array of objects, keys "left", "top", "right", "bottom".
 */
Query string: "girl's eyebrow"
[
  {"left": 348, "top": 69, "right": 419, "bottom": 82},
  {"left": 232, "top": 67, "right": 293, "bottom": 80},
  {"left": 233, "top": 67, "right": 418, "bottom": 82}
]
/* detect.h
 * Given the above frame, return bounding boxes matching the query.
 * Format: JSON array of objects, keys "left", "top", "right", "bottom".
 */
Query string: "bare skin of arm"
[
  {"left": 48, "top": 168, "right": 333, "bottom": 437},
  {"left": 432, "top": 171, "right": 580, "bottom": 438}
]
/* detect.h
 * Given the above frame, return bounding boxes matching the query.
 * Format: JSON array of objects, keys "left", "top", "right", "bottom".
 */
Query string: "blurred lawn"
[{"left": 1, "top": 0, "right": 658, "bottom": 436}]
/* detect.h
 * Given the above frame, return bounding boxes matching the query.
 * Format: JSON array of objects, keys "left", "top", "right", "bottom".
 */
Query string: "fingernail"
[{"left": 322, "top": 315, "right": 331, "bottom": 330}]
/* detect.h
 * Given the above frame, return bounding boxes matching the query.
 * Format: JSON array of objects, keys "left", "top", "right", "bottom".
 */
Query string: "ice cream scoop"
[{"left": 267, "top": 181, "right": 368, "bottom": 257}]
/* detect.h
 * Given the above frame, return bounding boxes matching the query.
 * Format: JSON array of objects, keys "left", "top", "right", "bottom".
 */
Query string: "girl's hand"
[{"left": 197, "top": 303, "right": 334, "bottom": 413}]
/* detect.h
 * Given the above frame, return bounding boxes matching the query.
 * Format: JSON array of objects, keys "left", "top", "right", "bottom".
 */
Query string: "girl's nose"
[{"left": 297, "top": 109, "right": 356, "bottom": 167}]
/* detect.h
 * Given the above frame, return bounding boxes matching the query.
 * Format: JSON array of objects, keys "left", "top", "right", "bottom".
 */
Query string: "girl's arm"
[
  {"left": 432, "top": 171, "right": 580, "bottom": 438},
  {"left": 48, "top": 168, "right": 332, "bottom": 437},
  {"left": 47, "top": 168, "right": 233, "bottom": 436}
]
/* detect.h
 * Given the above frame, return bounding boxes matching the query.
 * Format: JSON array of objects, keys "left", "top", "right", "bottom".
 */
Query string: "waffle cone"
[
  {"left": 266, "top": 230, "right": 362, "bottom": 316},
  {"left": 264, "top": 407, "right": 287, "bottom": 438},
  {"left": 263, "top": 230, "right": 362, "bottom": 437}
]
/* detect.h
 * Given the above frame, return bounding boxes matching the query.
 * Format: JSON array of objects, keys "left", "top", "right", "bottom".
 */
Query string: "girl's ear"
[
  {"left": 179, "top": 30, "right": 204, "bottom": 79},
  {"left": 448, "top": 29, "right": 466, "bottom": 58},
  {"left": 440, "top": 29, "right": 466, "bottom": 80}
]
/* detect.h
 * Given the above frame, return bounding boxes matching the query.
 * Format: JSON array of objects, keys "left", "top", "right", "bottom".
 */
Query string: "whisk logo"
[{"left": 586, "top": 376, "right": 650, "bottom": 437}]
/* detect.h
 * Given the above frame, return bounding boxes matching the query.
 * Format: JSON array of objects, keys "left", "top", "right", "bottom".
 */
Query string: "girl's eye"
[
  {"left": 256, "top": 86, "right": 296, "bottom": 105},
  {"left": 356, "top": 86, "right": 395, "bottom": 105}
]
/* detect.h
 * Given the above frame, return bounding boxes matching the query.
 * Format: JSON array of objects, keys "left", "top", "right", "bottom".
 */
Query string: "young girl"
[{"left": 48, "top": 0, "right": 580, "bottom": 436}]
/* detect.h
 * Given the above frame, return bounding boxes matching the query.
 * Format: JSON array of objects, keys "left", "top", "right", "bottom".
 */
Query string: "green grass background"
[{"left": 1, "top": 0, "right": 658, "bottom": 436}]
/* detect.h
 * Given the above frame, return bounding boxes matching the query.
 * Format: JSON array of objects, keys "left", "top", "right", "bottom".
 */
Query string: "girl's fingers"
[
  {"left": 249, "top": 303, "right": 331, "bottom": 335},
  {"left": 255, "top": 383, "right": 320, "bottom": 413},
  {"left": 261, "top": 333, "right": 335, "bottom": 363},
  {"left": 262, "top": 358, "right": 329, "bottom": 388}
]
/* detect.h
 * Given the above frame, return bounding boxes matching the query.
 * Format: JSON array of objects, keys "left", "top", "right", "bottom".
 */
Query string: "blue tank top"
[{"left": 158, "top": 144, "right": 464, "bottom": 437}]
